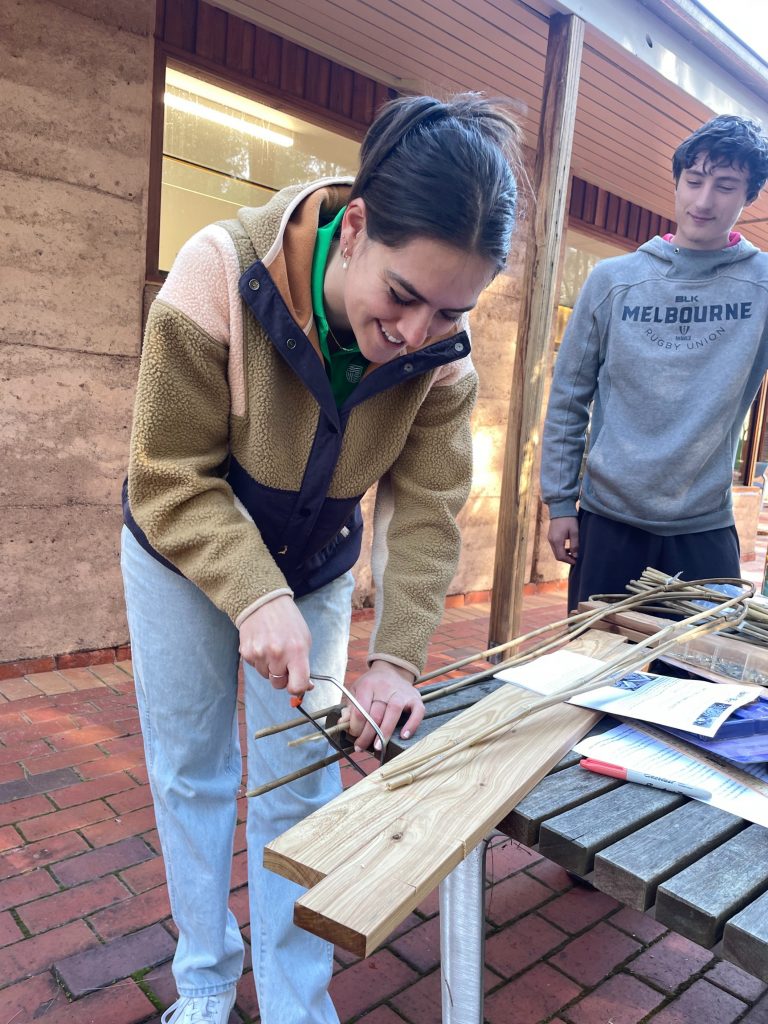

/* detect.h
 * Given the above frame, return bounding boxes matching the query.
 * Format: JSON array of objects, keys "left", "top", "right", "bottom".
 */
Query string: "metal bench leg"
[{"left": 439, "top": 839, "right": 487, "bottom": 1024}]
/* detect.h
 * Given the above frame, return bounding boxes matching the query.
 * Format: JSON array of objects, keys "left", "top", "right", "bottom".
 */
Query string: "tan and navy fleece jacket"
[{"left": 124, "top": 178, "right": 479, "bottom": 677}]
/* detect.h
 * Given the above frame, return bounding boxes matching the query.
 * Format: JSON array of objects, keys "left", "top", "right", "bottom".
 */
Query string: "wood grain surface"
[{"left": 265, "top": 630, "right": 625, "bottom": 955}]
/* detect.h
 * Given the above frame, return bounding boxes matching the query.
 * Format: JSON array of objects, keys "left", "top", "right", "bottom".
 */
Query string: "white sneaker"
[{"left": 160, "top": 988, "right": 237, "bottom": 1024}]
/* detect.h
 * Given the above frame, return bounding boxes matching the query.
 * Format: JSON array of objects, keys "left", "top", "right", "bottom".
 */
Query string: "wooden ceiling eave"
[
  {"left": 207, "top": 0, "right": 768, "bottom": 249},
  {"left": 230, "top": 0, "right": 547, "bottom": 94}
]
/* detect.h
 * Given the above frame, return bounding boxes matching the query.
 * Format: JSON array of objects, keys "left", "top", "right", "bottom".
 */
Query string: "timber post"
[{"left": 488, "top": 12, "right": 585, "bottom": 648}]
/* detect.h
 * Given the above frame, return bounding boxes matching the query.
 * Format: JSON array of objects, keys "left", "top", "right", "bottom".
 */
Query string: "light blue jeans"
[{"left": 121, "top": 527, "right": 352, "bottom": 1023}]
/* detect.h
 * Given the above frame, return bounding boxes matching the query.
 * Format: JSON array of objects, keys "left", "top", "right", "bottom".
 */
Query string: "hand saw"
[{"left": 290, "top": 673, "right": 388, "bottom": 779}]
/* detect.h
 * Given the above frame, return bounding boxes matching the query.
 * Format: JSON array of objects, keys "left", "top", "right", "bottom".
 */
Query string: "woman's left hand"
[{"left": 343, "top": 661, "right": 425, "bottom": 752}]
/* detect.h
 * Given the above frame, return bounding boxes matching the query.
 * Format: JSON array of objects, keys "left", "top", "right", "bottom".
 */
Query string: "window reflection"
[{"left": 159, "top": 66, "right": 360, "bottom": 271}]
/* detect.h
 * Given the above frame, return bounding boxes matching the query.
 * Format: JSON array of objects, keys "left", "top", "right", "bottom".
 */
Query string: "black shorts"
[{"left": 567, "top": 509, "right": 741, "bottom": 611}]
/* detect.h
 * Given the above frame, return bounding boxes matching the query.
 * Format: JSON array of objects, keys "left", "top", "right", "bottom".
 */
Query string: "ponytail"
[{"left": 350, "top": 93, "right": 522, "bottom": 269}]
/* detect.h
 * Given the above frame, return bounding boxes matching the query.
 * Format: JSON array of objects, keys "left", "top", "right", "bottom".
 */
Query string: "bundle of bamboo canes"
[
  {"left": 265, "top": 579, "right": 753, "bottom": 956},
  {"left": 378, "top": 578, "right": 751, "bottom": 791},
  {"left": 615, "top": 567, "right": 768, "bottom": 648},
  {"left": 250, "top": 572, "right": 752, "bottom": 796}
]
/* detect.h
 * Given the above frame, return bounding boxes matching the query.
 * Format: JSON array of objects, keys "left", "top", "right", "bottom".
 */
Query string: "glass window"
[
  {"left": 553, "top": 231, "right": 623, "bottom": 352},
  {"left": 159, "top": 66, "right": 360, "bottom": 271}
]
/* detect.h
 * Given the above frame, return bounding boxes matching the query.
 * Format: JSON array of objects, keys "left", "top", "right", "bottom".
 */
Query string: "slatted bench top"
[
  {"left": 495, "top": 749, "right": 768, "bottom": 982},
  {"left": 377, "top": 625, "right": 768, "bottom": 985}
]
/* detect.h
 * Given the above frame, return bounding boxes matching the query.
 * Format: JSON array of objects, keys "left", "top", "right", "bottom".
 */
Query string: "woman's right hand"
[{"left": 238, "top": 595, "right": 314, "bottom": 700}]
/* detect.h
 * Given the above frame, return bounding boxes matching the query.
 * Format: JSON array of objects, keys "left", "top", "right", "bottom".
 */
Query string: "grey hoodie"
[{"left": 541, "top": 235, "right": 768, "bottom": 534}]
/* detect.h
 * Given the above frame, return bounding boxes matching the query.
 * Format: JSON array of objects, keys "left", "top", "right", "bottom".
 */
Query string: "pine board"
[{"left": 265, "top": 630, "right": 627, "bottom": 955}]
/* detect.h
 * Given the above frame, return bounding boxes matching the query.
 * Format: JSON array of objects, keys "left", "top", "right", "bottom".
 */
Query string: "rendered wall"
[
  {"left": 0, "top": 1, "right": 530, "bottom": 661},
  {"left": 0, "top": 0, "right": 154, "bottom": 661}
]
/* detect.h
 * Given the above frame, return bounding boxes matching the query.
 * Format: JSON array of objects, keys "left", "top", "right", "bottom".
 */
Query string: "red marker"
[{"left": 580, "top": 757, "right": 711, "bottom": 800}]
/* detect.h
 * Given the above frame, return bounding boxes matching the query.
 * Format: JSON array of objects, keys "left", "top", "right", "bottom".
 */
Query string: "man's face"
[{"left": 674, "top": 154, "right": 750, "bottom": 250}]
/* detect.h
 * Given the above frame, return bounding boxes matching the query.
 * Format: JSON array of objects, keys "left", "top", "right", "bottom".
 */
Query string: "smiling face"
[
  {"left": 324, "top": 199, "right": 496, "bottom": 364},
  {"left": 673, "top": 155, "right": 750, "bottom": 250}
]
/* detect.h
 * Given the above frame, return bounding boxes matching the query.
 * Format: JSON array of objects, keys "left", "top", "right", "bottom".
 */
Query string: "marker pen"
[{"left": 580, "top": 757, "right": 711, "bottom": 801}]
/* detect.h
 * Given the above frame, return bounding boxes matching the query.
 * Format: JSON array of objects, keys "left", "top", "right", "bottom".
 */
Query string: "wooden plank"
[
  {"left": 280, "top": 39, "right": 307, "bottom": 97},
  {"left": 373, "top": 82, "right": 393, "bottom": 118},
  {"left": 538, "top": 784, "right": 685, "bottom": 876},
  {"left": 388, "top": 628, "right": 629, "bottom": 754},
  {"left": 569, "top": 177, "right": 586, "bottom": 220},
  {"left": 267, "top": 631, "right": 625, "bottom": 955},
  {"left": 551, "top": 749, "right": 582, "bottom": 772},
  {"left": 627, "top": 202, "right": 640, "bottom": 240},
  {"left": 351, "top": 73, "right": 376, "bottom": 125},
  {"left": 386, "top": 678, "right": 509, "bottom": 752},
  {"left": 266, "top": 681, "right": 601, "bottom": 887},
  {"left": 637, "top": 207, "right": 651, "bottom": 242},
  {"left": 497, "top": 763, "right": 622, "bottom": 847},
  {"left": 195, "top": 2, "right": 228, "bottom": 64},
  {"left": 294, "top": 816, "right": 466, "bottom": 957},
  {"left": 253, "top": 27, "right": 283, "bottom": 89},
  {"left": 290, "top": 694, "right": 599, "bottom": 956},
  {"left": 723, "top": 889, "right": 768, "bottom": 983},
  {"left": 593, "top": 186, "right": 609, "bottom": 230},
  {"left": 605, "top": 192, "right": 620, "bottom": 235},
  {"left": 593, "top": 802, "right": 746, "bottom": 910},
  {"left": 162, "top": 0, "right": 197, "bottom": 50},
  {"left": 582, "top": 181, "right": 598, "bottom": 225},
  {"left": 329, "top": 63, "right": 355, "bottom": 119},
  {"left": 305, "top": 51, "right": 331, "bottom": 108},
  {"left": 225, "top": 15, "right": 255, "bottom": 77},
  {"left": 489, "top": 12, "right": 585, "bottom": 646},
  {"left": 655, "top": 825, "right": 768, "bottom": 948}
]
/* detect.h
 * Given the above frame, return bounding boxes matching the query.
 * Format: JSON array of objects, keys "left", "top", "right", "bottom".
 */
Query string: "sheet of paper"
[
  {"left": 495, "top": 651, "right": 760, "bottom": 737},
  {"left": 574, "top": 722, "right": 768, "bottom": 827},
  {"left": 568, "top": 671, "right": 759, "bottom": 737},
  {"left": 494, "top": 650, "right": 605, "bottom": 695}
]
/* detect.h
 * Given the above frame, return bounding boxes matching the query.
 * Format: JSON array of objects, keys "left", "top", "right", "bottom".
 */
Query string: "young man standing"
[{"left": 541, "top": 114, "right": 768, "bottom": 610}]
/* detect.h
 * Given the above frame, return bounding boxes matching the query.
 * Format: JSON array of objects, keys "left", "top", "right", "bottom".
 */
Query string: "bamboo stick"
[
  {"left": 288, "top": 579, "right": 750, "bottom": 750},
  {"left": 253, "top": 574, "right": 752, "bottom": 794},
  {"left": 245, "top": 752, "right": 345, "bottom": 797},
  {"left": 380, "top": 590, "right": 749, "bottom": 790},
  {"left": 253, "top": 704, "right": 341, "bottom": 740},
  {"left": 254, "top": 582, "right": 687, "bottom": 744}
]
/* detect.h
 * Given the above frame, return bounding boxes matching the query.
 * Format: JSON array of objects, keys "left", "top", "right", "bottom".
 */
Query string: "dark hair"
[
  {"left": 673, "top": 114, "right": 768, "bottom": 203},
  {"left": 350, "top": 94, "right": 522, "bottom": 270}
]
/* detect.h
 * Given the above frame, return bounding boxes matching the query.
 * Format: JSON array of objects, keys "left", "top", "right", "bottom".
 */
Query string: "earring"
[{"left": 342, "top": 243, "right": 349, "bottom": 271}]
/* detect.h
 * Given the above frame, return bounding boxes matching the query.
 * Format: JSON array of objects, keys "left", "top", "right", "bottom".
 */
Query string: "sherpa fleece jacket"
[
  {"left": 124, "top": 178, "right": 478, "bottom": 677},
  {"left": 541, "top": 235, "right": 768, "bottom": 535}
]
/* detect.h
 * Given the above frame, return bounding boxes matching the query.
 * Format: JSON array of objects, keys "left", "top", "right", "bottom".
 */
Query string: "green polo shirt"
[{"left": 311, "top": 206, "right": 369, "bottom": 405}]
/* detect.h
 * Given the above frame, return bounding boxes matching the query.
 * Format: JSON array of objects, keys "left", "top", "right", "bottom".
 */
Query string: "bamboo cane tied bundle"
[
  {"left": 378, "top": 578, "right": 752, "bottom": 790},
  {"left": 252, "top": 574, "right": 753, "bottom": 796}
]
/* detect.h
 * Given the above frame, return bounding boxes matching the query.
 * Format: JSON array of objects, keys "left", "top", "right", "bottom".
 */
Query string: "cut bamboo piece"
[{"left": 265, "top": 630, "right": 627, "bottom": 956}]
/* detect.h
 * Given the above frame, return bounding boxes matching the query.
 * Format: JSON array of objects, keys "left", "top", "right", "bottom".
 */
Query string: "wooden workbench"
[
  {"left": 385, "top": 673, "right": 768, "bottom": 985},
  {"left": 496, "top": 745, "right": 768, "bottom": 982}
]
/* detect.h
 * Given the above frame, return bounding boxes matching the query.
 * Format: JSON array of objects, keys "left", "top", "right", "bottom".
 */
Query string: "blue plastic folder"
[{"left": 659, "top": 695, "right": 768, "bottom": 763}]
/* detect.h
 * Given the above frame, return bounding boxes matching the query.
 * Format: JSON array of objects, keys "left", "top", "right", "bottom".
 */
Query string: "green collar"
[{"left": 310, "top": 206, "right": 369, "bottom": 405}]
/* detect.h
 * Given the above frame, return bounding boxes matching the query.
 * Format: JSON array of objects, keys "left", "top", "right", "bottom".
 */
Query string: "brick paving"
[{"left": 1, "top": 552, "right": 768, "bottom": 1021}]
